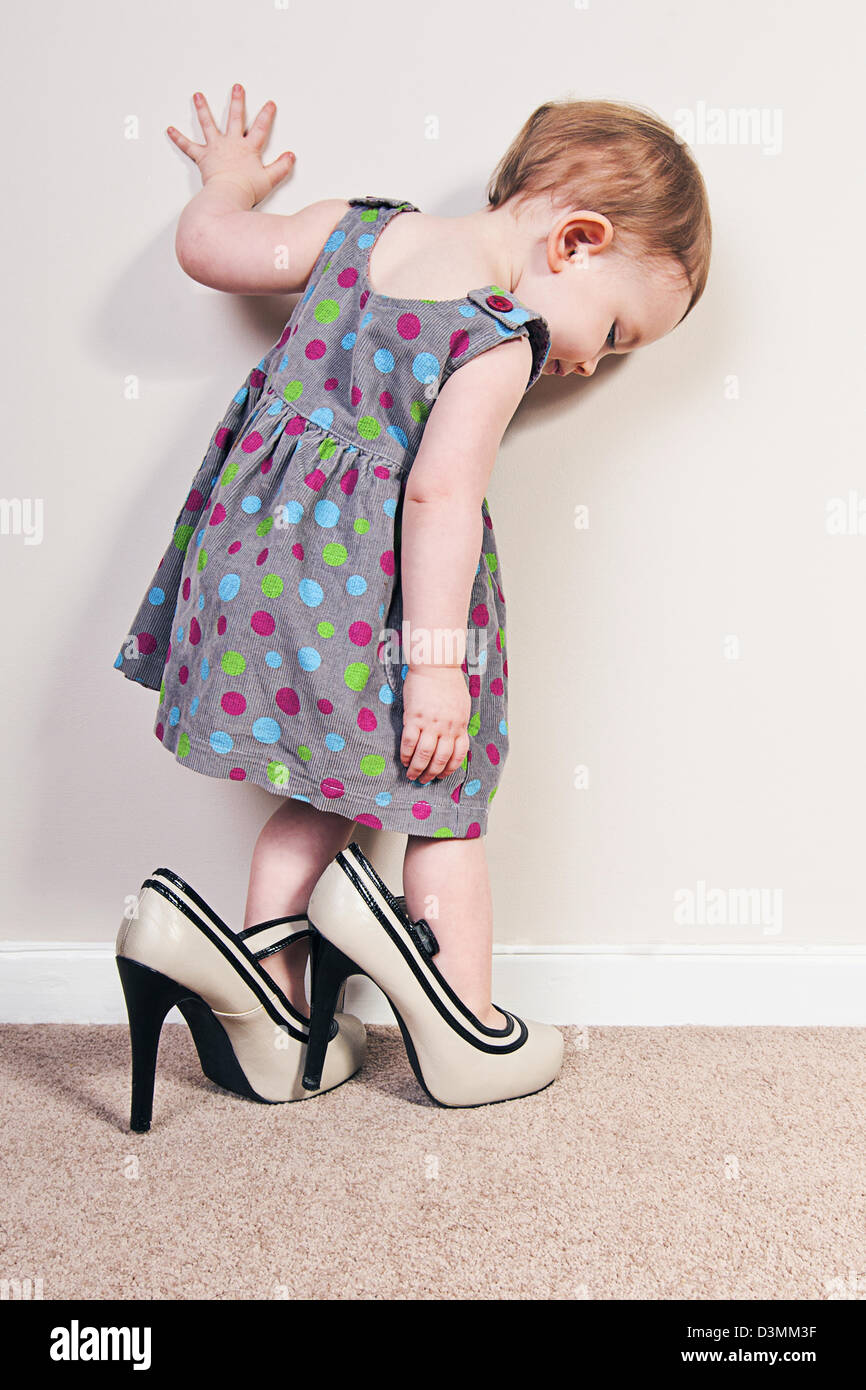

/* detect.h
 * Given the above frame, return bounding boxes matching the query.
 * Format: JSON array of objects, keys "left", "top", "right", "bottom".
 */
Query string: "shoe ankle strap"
[{"left": 238, "top": 915, "right": 312, "bottom": 961}]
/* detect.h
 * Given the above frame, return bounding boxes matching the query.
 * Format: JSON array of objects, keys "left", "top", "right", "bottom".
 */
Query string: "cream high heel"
[
  {"left": 303, "top": 841, "right": 564, "bottom": 1107},
  {"left": 115, "top": 867, "right": 366, "bottom": 1131}
]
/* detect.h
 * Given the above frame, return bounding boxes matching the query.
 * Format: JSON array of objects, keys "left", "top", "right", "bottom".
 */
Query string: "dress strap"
[{"left": 454, "top": 287, "right": 552, "bottom": 393}]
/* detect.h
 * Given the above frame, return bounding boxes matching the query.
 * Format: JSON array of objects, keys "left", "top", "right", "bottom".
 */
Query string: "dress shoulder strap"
[{"left": 444, "top": 286, "right": 551, "bottom": 394}]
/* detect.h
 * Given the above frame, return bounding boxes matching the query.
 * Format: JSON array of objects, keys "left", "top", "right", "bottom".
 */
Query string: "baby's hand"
[
  {"left": 167, "top": 82, "right": 295, "bottom": 205},
  {"left": 400, "top": 666, "right": 471, "bottom": 785}
]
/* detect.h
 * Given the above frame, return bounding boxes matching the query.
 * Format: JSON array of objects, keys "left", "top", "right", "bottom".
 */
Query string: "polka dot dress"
[{"left": 114, "top": 196, "right": 551, "bottom": 839}]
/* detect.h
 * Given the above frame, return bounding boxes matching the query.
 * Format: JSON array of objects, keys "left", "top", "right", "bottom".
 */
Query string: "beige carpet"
[{"left": 0, "top": 1023, "right": 863, "bottom": 1300}]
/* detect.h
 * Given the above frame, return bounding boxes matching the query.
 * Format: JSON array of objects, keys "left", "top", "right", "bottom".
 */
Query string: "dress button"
[{"left": 486, "top": 293, "right": 514, "bottom": 312}]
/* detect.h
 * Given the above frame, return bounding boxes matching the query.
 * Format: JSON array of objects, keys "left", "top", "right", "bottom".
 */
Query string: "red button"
[{"left": 486, "top": 294, "right": 513, "bottom": 312}]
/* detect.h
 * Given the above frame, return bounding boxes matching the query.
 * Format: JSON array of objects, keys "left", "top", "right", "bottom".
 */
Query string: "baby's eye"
[{"left": 606, "top": 322, "right": 617, "bottom": 349}]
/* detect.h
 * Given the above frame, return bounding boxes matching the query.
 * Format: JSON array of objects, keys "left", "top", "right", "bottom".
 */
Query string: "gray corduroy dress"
[{"left": 113, "top": 195, "right": 551, "bottom": 838}]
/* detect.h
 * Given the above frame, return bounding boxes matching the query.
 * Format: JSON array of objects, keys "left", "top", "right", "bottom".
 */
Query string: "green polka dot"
[
  {"left": 322, "top": 542, "right": 347, "bottom": 566},
  {"left": 220, "top": 462, "right": 239, "bottom": 486},
  {"left": 488, "top": 786, "right": 497, "bottom": 802},
  {"left": 314, "top": 298, "right": 340, "bottom": 324},
  {"left": 283, "top": 380, "right": 303, "bottom": 402},
  {"left": 344, "top": 662, "right": 370, "bottom": 692},
  {"left": 222, "top": 650, "right": 246, "bottom": 676},
  {"left": 485, "top": 553, "right": 498, "bottom": 573},
  {"left": 256, "top": 515, "right": 274, "bottom": 538},
  {"left": 267, "top": 761, "right": 290, "bottom": 787},
  {"left": 354, "top": 518, "right": 370, "bottom": 534},
  {"left": 467, "top": 712, "right": 481, "bottom": 737},
  {"left": 410, "top": 400, "right": 431, "bottom": 424},
  {"left": 297, "top": 745, "right": 312, "bottom": 762},
  {"left": 158, "top": 678, "right": 165, "bottom": 704},
  {"left": 357, "top": 416, "right": 381, "bottom": 440},
  {"left": 360, "top": 208, "right": 379, "bottom": 223},
  {"left": 177, "top": 732, "right": 190, "bottom": 758},
  {"left": 433, "top": 827, "right": 454, "bottom": 837},
  {"left": 197, "top": 548, "right": 208, "bottom": 572},
  {"left": 317, "top": 620, "right": 335, "bottom": 638},
  {"left": 261, "top": 574, "right": 283, "bottom": 599},
  {"left": 318, "top": 437, "right": 337, "bottom": 461},
  {"left": 498, "top": 627, "right": 505, "bottom": 649},
  {"left": 360, "top": 754, "right": 385, "bottom": 777},
  {"left": 173, "top": 524, "right": 194, "bottom": 554}
]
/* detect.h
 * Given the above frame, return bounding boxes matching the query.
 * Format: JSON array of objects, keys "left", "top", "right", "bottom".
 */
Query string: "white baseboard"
[{"left": 2, "top": 941, "right": 866, "bottom": 1025}]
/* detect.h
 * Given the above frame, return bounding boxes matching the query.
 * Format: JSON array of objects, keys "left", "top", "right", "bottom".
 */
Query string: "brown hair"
[{"left": 487, "top": 99, "right": 712, "bottom": 322}]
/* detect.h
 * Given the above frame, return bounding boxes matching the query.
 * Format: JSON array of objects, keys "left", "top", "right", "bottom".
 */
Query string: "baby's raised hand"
[{"left": 167, "top": 82, "right": 295, "bottom": 205}]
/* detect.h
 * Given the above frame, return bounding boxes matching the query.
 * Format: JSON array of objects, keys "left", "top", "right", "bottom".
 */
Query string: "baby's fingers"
[
  {"left": 192, "top": 90, "right": 221, "bottom": 140},
  {"left": 244, "top": 97, "right": 277, "bottom": 151},
  {"left": 417, "top": 737, "right": 456, "bottom": 785},
  {"left": 166, "top": 124, "right": 206, "bottom": 162}
]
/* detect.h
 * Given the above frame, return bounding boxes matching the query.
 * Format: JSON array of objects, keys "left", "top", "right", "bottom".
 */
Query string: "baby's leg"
[
  {"left": 243, "top": 799, "right": 356, "bottom": 1014},
  {"left": 401, "top": 834, "right": 504, "bottom": 1029}
]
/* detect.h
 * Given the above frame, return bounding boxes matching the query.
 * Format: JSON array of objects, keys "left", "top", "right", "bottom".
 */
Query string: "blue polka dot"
[
  {"left": 283, "top": 500, "right": 304, "bottom": 524},
  {"left": 458, "top": 304, "right": 476, "bottom": 318},
  {"left": 400, "top": 663, "right": 409, "bottom": 681},
  {"left": 168, "top": 706, "right": 180, "bottom": 727},
  {"left": 324, "top": 228, "right": 346, "bottom": 253},
  {"left": 464, "top": 779, "right": 481, "bottom": 797},
  {"left": 298, "top": 647, "right": 321, "bottom": 671},
  {"left": 299, "top": 578, "right": 324, "bottom": 607},
  {"left": 189, "top": 696, "right": 200, "bottom": 716},
  {"left": 383, "top": 497, "right": 397, "bottom": 519},
  {"left": 267, "top": 401, "right": 283, "bottom": 416},
  {"left": 233, "top": 386, "right": 250, "bottom": 405},
  {"left": 310, "top": 407, "right": 334, "bottom": 429},
  {"left": 412, "top": 352, "right": 440, "bottom": 383},
  {"left": 198, "top": 594, "right": 204, "bottom": 609},
  {"left": 495, "top": 321, "right": 518, "bottom": 341},
  {"left": 315, "top": 500, "right": 341, "bottom": 528},
  {"left": 113, "top": 653, "right": 122, "bottom": 668},
  {"left": 387, "top": 425, "right": 408, "bottom": 448},
  {"left": 325, "top": 732, "right": 346, "bottom": 751},
  {"left": 252, "top": 717, "right": 281, "bottom": 745},
  {"left": 219, "top": 574, "right": 241, "bottom": 601},
  {"left": 360, "top": 311, "right": 373, "bottom": 330},
  {"left": 196, "top": 529, "right": 205, "bottom": 546},
  {"left": 374, "top": 348, "right": 395, "bottom": 373},
  {"left": 241, "top": 495, "right": 262, "bottom": 514},
  {"left": 148, "top": 587, "right": 165, "bottom": 606},
  {"left": 478, "top": 647, "right": 488, "bottom": 669},
  {"left": 375, "top": 792, "right": 393, "bottom": 806},
  {"left": 289, "top": 793, "right": 313, "bottom": 804},
  {"left": 265, "top": 650, "right": 283, "bottom": 668},
  {"left": 504, "top": 306, "right": 530, "bottom": 325},
  {"left": 499, "top": 719, "right": 508, "bottom": 735},
  {"left": 378, "top": 683, "right": 394, "bottom": 705},
  {"left": 357, "top": 233, "right": 375, "bottom": 249},
  {"left": 200, "top": 658, "right": 210, "bottom": 680},
  {"left": 346, "top": 574, "right": 367, "bottom": 596},
  {"left": 341, "top": 332, "right": 357, "bottom": 350},
  {"left": 176, "top": 626, "right": 184, "bottom": 642},
  {"left": 210, "top": 731, "right": 233, "bottom": 754}
]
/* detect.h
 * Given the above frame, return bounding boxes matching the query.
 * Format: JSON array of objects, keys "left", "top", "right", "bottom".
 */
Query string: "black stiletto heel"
[
  {"left": 302, "top": 932, "right": 364, "bottom": 1092},
  {"left": 116, "top": 955, "right": 197, "bottom": 1133}
]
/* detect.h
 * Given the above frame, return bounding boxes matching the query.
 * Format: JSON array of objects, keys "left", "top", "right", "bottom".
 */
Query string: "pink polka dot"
[
  {"left": 292, "top": 542, "right": 304, "bottom": 560},
  {"left": 490, "top": 677, "right": 504, "bottom": 696},
  {"left": 411, "top": 801, "right": 432, "bottom": 820},
  {"left": 338, "top": 267, "right": 358, "bottom": 287},
  {"left": 251, "top": 610, "right": 275, "bottom": 636},
  {"left": 373, "top": 465, "right": 390, "bottom": 479},
  {"left": 155, "top": 722, "right": 165, "bottom": 741},
  {"left": 275, "top": 687, "right": 300, "bottom": 716},
  {"left": 317, "top": 698, "right": 333, "bottom": 715},
  {"left": 137, "top": 633, "right": 156, "bottom": 655},
  {"left": 355, "top": 814, "right": 383, "bottom": 829},
  {"left": 229, "top": 767, "right": 247, "bottom": 781},
  {"left": 472, "top": 603, "right": 489, "bottom": 626},
  {"left": 324, "top": 377, "right": 338, "bottom": 391},
  {"left": 486, "top": 744, "right": 500, "bottom": 765},
  {"left": 261, "top": 459, "right": 272, "bottom": 476},
  {"left": 483, "top": 512, "right": 493, "bottom": 530},
  {"left": 358, "top": 707, "right": 377, "bottom": 731},
  {"left": 277, "top": 326, "right": 291, "bottom": 348},
  {"left": 242, "top": 431, "right": 263, "bottom": 453},
  {"left": 209, "top": 503, "right": 226, "bottom": 527},
  {"left": 179, "top": 665, "right": 189, "bottom": 685},
  {"left": 397, "top": 312, "right": 421, "bottom": 340},
  {"left": 450, "top": 328, "right": 470, "bottom": 358},
  {"left": 215, "top": 427, "right": 232, "bottom": 449},
  {"left": 186, "top": 489, "right": 204, "bottom": 511},
  {"left": 469, "top": 674, "right": 480, "bottom": 698},
  {"left": 380, "top": 550, "right": 395, "bottom": 576},
  {"left": 379, "top": 390, "right": 394, "bottom": 409},
  {"left": 349, "top": 620, "right": 372, "bottom": 646},
  {"left": 222, "top": 691, "right": 246, "bottom": 716},
  {"left": 503, "top": 658, "right": 509, "bottom": 677},
  {"left": 286, "top": 415, "right": 306, "bottom": 435},
  {"left": 217, "top": 616, "right": 227, "bottom": 635},
  {"left": 250, "top": 368, "right": 266, "bottom": 388},
  {"left": 228, "top": 541, "right": 242, "bottom": 554},
  {"left": 305, "top": 339, "right": 327, "bottom": 360},
  {"left": 321, "top": 778, "right": 345, "bottom": 799},
  {"left": 450, "top": 787, "right": 461, "bottom": 804},
  {"left": 466, "top": 822, "right": 481, "bottom": 838},
  {"left": 189, "top": 617, "right": 201, "bottom": 645},
  {"left": 182, "top": 578, "right": 191, "bottom": 601},
  {"left": 359, "top": 290, "right": 369, "bottom": 310},
  {"left": 256, "top": 548, "right": 269, "bottom": 565},
  {"left": 351, "top": 385, "right": 362, "bottom": 406},
  {"left": 305, "top": 469, "right": 326, "bottom": 490},
  {"left": 340, "top": 468, "right": 358, "bottom": 495}
]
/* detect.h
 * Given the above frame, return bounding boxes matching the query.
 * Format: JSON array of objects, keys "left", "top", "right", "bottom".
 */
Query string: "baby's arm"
[
  {"left": 399, "top": 335, "right": 533, "bottom": 783},
  {"left": 167, "top": 84, "right": 349, "bottom": 294}
]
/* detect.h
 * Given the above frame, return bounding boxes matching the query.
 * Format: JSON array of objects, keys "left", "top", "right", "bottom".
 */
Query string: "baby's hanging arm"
[{"left": 167, "top": 83, "right": 349, "bottom": 295}]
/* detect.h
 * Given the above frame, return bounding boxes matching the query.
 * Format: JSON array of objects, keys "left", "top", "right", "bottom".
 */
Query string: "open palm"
[{"left": 167, "top": 82, "right": 295, "bottom": 205}]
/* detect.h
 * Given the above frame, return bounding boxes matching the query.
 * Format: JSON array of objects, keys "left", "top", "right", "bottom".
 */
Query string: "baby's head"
[{"left": 486, "top": 99, "right": 712, "bottom": 377}]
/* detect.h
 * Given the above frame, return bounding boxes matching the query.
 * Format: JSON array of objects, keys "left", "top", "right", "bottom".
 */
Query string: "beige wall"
[{"left": 2, "top": 0, "right": 863, "bottom": 945}]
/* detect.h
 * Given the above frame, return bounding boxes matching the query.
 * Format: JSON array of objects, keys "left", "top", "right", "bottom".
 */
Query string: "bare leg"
[
  {"left": 401, "top": 833, "right": 505, "bottom": 1028},
  {"left": 243, "top": 799, "right": 356, "bottom": 1016}
]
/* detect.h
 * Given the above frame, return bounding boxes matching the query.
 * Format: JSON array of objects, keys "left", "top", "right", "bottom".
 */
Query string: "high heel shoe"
[
  {"left": 115, "top": 868, "right": 366, "bottom": 1132},
  {"left": 303, "top": 841, "right": 564, "bottom": 1107}
]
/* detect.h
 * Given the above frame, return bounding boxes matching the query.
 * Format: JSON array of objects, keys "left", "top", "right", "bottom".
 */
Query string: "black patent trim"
[
  {"left": 238, "top": 913, "right": 308, "bottom": 941},
  {"left": 252, "top": 929, "right": 313, "bottom": 962},
  {"left": 142, "top": 876, "right": 310, "bottom": 1039}
]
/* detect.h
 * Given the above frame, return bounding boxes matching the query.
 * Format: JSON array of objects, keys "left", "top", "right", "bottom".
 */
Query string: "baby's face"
[{"left": 514, "top": 209, "right": 693, "bottom": 378}]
